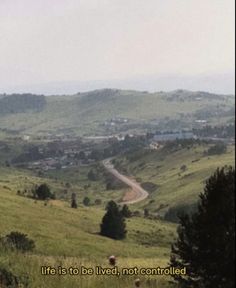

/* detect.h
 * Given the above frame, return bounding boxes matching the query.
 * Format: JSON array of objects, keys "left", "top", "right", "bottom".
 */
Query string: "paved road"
[{"left": 102, "top": 158, "right": 149, "bottom": 204}]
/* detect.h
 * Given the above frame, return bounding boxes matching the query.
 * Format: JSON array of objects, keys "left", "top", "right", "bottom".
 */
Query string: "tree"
[
  {"left": 83, "top": 196, "right": 90, "bottom": 206},
  {"left": 121, "top": 204, "right": 132, "bottom": 218},
  {"left": 100, "top": 201, "right": 127, "bottom": 240},
  {"left": 1, "top": 231, "right": 35, "bottom": 252},
  {"left": 71, "top": 192, "right": 77, "bottom": 209},
  {"left": 35, "top": 184, "right": 54, "bottom": 200},
  {"left": 170, "top": 166, "right": 235, "bottom": 288}
]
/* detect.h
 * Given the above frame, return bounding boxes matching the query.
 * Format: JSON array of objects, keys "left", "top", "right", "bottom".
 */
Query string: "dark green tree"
[
  {"left": 121, "top": 204, "right": 132, "bottom": 218},
  {"left": 100, "top": 201, "right": 127, "bottom": 240},
  {"left": 170, "top": 166, "right": 235, "bottom": 288},
  {"left": 35, "top": 183, "right": 53, "bottom": 200}
]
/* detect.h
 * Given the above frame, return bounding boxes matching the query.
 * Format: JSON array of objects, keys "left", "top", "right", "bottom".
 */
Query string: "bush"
[
  {"left": 0, "top": 267, "right": 29, "bottom": 287},
  {"left": 1, "top": 231, "right": 35, "bottom": 252},
  {"left": 180, "top": 164, "right": 187, "bottom": 172},
  {"left": 121, "top": 205, "right": 132, "bottom": 218},
  {"left": 0, "top": 267, "right": 19, "bottom": 287},
  {"left": 35, "top": 184, "right": 54, "bottom": 200},
  {"left": 83, "top": 197, "right": 90, "bottom": 206}
]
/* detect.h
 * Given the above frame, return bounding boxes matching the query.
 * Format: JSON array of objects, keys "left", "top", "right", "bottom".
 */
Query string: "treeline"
[
  {"left": 193, "top": 124, "right": 235, "bottom": 138},
  {"left": 0, "top": 94, "right": 46, "bottom": 115}
]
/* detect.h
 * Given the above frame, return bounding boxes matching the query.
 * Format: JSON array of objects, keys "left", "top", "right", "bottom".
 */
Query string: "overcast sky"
[{"left": 0, "top": 0, "right": 235, "bottom": 93}]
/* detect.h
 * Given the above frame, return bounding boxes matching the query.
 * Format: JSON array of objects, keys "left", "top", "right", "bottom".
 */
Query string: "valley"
[{"left": 0, "top": 89, "right": 235, "bottom": 287}]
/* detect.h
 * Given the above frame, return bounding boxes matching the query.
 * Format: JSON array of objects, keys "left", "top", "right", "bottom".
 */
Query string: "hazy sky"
[{"left": 0, "top": 0, "right": 235, "bottom": 92}]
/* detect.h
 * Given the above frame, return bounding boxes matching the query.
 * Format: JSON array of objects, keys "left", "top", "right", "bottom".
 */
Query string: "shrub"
[
  {"left": 121, "top": 205, "right": 132, "bottom": 218},
  {"left": 35, "top": 184, "right": 54, "bottom": 200},
  {"left": 0, "top": 267, "right": 19, "bottom": 287},
  {"left": 83, "top": 197, "right": 90, "bottom": 206},
  {"left": 1, "top": 231, "right": 35, "bottom": 252},
  {"left": 180, "top": 164, "right": 187, "bottom": 172}
]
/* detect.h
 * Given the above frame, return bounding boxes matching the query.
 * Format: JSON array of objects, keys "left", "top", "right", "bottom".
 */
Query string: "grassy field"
[
  {"left": 113, "top": 143, "right": 235, "bottom": 216},
  {"left": 0, "top": 180, "right": 177, "bottom": 287}
]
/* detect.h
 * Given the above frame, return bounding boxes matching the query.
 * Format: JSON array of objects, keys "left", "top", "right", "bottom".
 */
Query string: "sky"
[{"left": 0, "top": 0, "right": 235, "bottom": 94}]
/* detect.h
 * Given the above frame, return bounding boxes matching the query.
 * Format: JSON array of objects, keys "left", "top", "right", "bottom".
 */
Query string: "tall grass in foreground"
[{"left": 0, "top": 244, "right": 177, "bottom": 288}]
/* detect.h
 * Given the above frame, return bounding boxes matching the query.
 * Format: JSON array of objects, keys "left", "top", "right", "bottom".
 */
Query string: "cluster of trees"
[
  {"left": 162, "top": 138, "right": 203, "bottom": 152},
  {"left": 86, "top": 135, "right": 147, "bottom": 162},
  {"left": 12, "top": 145, "right": 44, "bottom": 164},
  {"left": 0, "top": 94, "right": 46, "bottom": 115},
  {"left": 193, "top": 124, "right": 235, "bottom": 138}
]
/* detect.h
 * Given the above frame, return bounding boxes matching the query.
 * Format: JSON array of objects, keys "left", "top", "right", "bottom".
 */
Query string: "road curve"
[{"left": 102, "top": 158, "right": 149, "bottom": 204}]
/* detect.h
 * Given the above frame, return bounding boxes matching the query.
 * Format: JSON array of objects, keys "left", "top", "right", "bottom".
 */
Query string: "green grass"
[
  {"left": 0, "top": 180, "right": 176, "bottom": 287},
  {"left": 114, "top": 143, "right": 235, "bottom": 214},
  {"left": 0, "top": 164, "right": 126, "bottom": 208},
  {"left": 0, "top": 89, "right": 234, "bottom": 136},
  {"left": 0, "top": 142, "right": 234, "bottom": 287}
]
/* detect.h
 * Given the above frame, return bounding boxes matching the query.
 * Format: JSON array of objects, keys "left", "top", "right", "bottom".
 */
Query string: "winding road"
[{"left": 102, "top": 158, "right": 149, "bottom": 204}]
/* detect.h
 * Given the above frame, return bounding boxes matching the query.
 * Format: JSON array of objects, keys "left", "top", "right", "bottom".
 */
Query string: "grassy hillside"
[
  {"left": 0, "top": 139, "right": 234, "bottom": 287},
  {"left": 0, "top": 164, "right": 125, "bottom": 208},
  {"left": 0, "top": 175, "right": 177, "bottom": 287},
  {"left": 0, "top": 89, "right": 234, "bottom": 136},
  {"left": 113, "top": 143, "right": 235, "bottom": 217}
]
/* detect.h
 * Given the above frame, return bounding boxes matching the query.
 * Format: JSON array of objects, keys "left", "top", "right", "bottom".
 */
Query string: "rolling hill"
[{"left": 0, "top": 89, "right": 234, "bottom": 136}]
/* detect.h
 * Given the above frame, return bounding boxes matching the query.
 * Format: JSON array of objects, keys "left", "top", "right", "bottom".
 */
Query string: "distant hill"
[
  {"left": 0, "top": 94, "right": 46, "bottom": 115},
  {"left": 0, "top": 89, "right": 234, "bottom": 136}
]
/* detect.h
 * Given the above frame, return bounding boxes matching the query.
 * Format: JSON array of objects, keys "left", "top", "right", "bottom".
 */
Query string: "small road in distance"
[{"left": 102, "top": 158, "right": 149, "bottom": 204}]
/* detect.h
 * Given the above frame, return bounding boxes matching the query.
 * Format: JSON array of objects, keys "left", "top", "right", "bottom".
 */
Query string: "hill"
[
  {"left": 0, "top": 167, "right": 177, "bottom": 288},
  {"left": 0, "top": 89, "right": 234, "bottom": 136},
  {"left": 0, "top": 94, "right": 46, "bottom": 115},
  {"left": 112, "top": 142, "right": 235, "bottom": 220}
]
